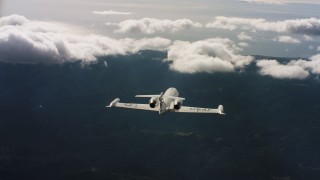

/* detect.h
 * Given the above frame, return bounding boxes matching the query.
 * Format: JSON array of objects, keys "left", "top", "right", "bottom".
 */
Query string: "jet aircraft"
[{"left": 107, "top": 87, "right": 225, "bottom": 115}]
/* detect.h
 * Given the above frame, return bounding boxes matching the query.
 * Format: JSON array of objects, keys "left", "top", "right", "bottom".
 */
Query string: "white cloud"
[
  {"left": 0, "top": 14, "right": 30, "bottom": 26},
  {"left": 291, "top": 54, "right": 320, "bottom": 74},
  {"left": 256, "top": 54, "right": 320, "bottom": 79},
  {"left": 0, "top": 15, "right": 171, "bottom": 64},
  {"left": 112, "top": 18, "right": 202, "bottom": 34},
  {"left": 165, "top": 38, "right": 254, "bottom": 74},
  {"left": 206, "top": 17, "right": 240, "bottom": 30},
  {"left": 240, "top": 0, "right": 320, "bottom": 4},
  {"left": 308, "top": 54, "right": 320, "bottom": 74},
  {"left": 256, "top": 60, "right": 310, "bottom": 79},
  {"left": 93, "top": 10, "right": 134, "bottom": 15},
  {"left": 118, "top": 37, "right": 172, "bottom": 53},
  {"left": 206, "top": 16, "right": 320, "bottom": 36},
  {"left": 238, "top": 32, "right": 254, "bottom": 41},
  {"left": 273, "top": 35, "right": 301, "bottom": 44},
  {"left": 317, "top": 46, "right": 320, "bottom": 51}
]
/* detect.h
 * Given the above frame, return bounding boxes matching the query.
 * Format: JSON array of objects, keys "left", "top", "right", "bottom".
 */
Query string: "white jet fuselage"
[{"left": 158, "top": 87, "right": 180, "bottom": 114}]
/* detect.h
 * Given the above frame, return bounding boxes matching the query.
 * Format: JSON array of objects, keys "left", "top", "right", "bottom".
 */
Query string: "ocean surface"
[{"left": 0, "top": 51, "right": 320, "bottom": 180}]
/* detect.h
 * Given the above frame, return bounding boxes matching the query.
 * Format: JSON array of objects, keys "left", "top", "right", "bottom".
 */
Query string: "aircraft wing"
[
  {"left": 176, "top": 105, "right": 225, "bottom": 114},
  {"left": 107, "top": 98, "right": 159, "bottom": 111}
]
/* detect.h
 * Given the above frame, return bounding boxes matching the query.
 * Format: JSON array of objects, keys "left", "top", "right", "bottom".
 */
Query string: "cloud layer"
[
  {"left": 206, "top": 16, "right": 320, "bottom": 36},
  {"left": 240, "top": 0, "right": 320, "bottom": 4},
  {"left": 111, "top": 18, "right": 202, "bottom": 34},
  {"left": 0, "top": 15, "right": 171, "bottom": 64},
  {"left": 2, "top": 15, "right": 320, "bottom": 80},
  {"left": 165, "top": 38, "right": 254, "bottom": 73}
]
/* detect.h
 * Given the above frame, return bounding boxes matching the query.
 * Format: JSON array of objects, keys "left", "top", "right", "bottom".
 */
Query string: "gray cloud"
[
  {"left": 240, "top": 0, "right": 284, "bottom": 4},
  {"left": 0, "top": 15, "right": 171, "bottom": 64},
  {"left": 93, "top": 10, "right": 134, "bottom": 15},
  {"left": 206, "top": 16, "right": 320, "bottom": 36},
  {"left": 0, "top": 0, "right": 2, "bottom": 15},
  {"left": 238, "top": 42, "right": 249, "bottom": 47},
  {"left": 240, "top": 0, "right": 320, "bottom": 4},
  {"left": 165, "top": 38, "right": 254, "bottom": 74},
  {"left": 112, "top": 18, "right": 202, "bottom": 34}
]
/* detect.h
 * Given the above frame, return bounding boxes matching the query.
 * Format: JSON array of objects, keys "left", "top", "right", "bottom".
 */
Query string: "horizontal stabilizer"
[
  {"left": 135, "top": 95, "right": 161, "bottom": 98},
  {"left": 135, "top": 94, "right": 185, "bottom": 101},
  {"left": 163, "top": 95, "right": 185, "bottom": 101}
]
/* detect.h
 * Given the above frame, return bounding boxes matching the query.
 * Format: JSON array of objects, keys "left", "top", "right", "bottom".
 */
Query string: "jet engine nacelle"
[
  {"left": 149, "top": 97, "right": 159, "bottom": 108},
  {"left": 173, "top": 99, "right": 183, "bottom": 110}
]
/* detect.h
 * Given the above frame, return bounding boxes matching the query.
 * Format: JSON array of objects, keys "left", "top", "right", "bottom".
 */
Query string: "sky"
[{"left": 1, "top": 0, "right": 320, "bottom": 79}]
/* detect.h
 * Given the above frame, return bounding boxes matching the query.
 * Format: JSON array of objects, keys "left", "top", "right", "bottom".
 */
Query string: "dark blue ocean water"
[{"left": 0, "top": 51, "right": 320, "bottom": 180}]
